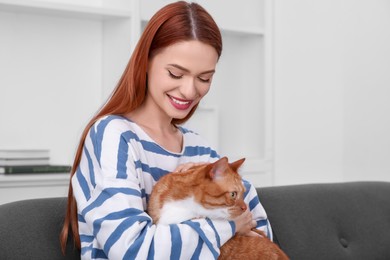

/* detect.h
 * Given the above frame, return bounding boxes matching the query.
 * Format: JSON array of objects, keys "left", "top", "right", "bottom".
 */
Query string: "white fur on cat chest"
[{"left": 158, "top": 196, "right": 230, "bottom": 225}]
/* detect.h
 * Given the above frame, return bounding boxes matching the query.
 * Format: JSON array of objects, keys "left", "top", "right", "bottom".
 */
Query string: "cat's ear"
[
  {"left": 208, "top": 157, "right": 229, "bottom": 180},
  {"left": 229, "top": 158, "right": 246, "bottom": 172}
]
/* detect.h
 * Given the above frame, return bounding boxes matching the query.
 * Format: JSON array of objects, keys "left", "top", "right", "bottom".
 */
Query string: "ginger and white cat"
[{"left": 147, "top": 157, "right": 289, "bottom": 260}]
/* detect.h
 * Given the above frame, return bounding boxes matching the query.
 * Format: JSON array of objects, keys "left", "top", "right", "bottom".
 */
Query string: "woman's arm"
[
  {"left": 242, "top": 179, "right": 273, "bottom": 240},
  {"left": 76, "top": 175, "right": 235, "bottom": 259}
]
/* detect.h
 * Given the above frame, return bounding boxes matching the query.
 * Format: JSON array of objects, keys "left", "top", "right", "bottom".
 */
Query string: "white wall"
[
  {"left": 273, "top": 0, "right": 390, "bottom": 185},
  {"left": 342, "top": 0, "right": 390, "bottom": 182}
]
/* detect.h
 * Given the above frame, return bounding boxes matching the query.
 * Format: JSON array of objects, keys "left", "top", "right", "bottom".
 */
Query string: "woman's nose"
[{"left": 180, "top": 78, "right": 198, "bottom": 99}]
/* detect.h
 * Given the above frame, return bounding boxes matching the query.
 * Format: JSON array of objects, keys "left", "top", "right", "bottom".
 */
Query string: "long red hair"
[{"left": 60, "top": 1, "right": 222, "bottom": 253}]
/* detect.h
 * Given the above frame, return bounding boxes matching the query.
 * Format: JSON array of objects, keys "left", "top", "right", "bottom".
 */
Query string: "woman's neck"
[
  {"left": 126, "top": 102, "right": 175, "bottom": 134},
  {"left": 125, "top": 105, "right": 183, "bottom": 153}
]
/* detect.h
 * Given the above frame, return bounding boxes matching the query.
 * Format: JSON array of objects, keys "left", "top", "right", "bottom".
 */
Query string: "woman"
[{"left": 60, "top": 1, "right": 272, "bottom": 259}]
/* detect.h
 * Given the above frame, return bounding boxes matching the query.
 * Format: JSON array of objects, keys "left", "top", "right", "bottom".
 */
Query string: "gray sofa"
[{"left": 0, "top": 181, "right": 389, "bottom": 260}]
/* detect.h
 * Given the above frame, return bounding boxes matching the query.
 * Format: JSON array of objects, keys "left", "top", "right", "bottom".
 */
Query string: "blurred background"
[{"left": 0, "top": 0, "right": 389, "bottom": 196}]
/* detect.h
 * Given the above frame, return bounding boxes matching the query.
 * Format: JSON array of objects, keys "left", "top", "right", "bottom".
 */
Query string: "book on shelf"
[
  {"left": 0, "top": 149, "right": 50, "bottom": 167},
  {"left": 0, "top": 149, "right": 50, "bottom": 159},
  {"left": 0, "top": 165, "right": 72, "bottom": 174},
  {"left": 0, "top": 158, "right": 50, "bottom": 166}
]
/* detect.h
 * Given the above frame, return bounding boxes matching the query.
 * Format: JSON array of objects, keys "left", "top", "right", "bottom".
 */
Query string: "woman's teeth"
[{"left": 171, "top": 97, "right": 190, "bottom": 105}]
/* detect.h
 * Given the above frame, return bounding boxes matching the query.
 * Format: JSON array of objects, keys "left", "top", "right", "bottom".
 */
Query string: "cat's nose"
[{"left": 237, "top": 200, "right": 247, "bottom": 211}]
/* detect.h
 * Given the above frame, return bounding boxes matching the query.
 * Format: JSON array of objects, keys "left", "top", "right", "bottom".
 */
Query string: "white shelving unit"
[
  {"left": 0, "top": 0, "right": 274, "bottom": 204},
  {"left": 0, "top": 0, "right": 136, "bottom": 204}
]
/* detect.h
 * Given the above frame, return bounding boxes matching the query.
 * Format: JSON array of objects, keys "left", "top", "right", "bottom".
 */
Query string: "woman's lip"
[{"left": 168, "top": 95, "right": 192, "bottom": 110}]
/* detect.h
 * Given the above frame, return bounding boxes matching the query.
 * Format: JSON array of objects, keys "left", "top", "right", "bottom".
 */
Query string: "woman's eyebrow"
[{"left": 168, "top": 64, "right": 215, "bottom": 75}]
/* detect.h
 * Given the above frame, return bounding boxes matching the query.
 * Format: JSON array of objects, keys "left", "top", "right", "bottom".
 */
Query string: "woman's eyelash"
[
  {"left": 198, "top": 77, "right": 210, "bottom": 83},
  {"left": 168, "top": 69, "right": 210, "bottom": 83},
  {"left": 168, "top": 70, "right": 182, "bottom": 79}
]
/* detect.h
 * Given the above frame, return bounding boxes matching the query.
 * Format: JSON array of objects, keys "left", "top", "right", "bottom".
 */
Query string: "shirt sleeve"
[
  {"left": 72, "top": 118, "right": 235, "bottom": 260},
  {"left": 242, "top": 179, "right": 273, "bottom": 240}
]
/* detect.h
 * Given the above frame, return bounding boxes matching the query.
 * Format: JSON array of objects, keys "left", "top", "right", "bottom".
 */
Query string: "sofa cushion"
[
  {"left": 258, "top": 181, "right": 390, "bottom": 260},
  {"left": 0, "top": 197, "right": 80, "bottom": 260}
]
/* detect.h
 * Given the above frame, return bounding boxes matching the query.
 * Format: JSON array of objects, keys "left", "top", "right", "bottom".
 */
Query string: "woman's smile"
[{"left": 168, "top": 95, "right": 193, "bottom": 110}]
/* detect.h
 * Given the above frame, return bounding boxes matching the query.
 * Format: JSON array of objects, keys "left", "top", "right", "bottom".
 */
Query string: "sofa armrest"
[{"left": 0, "top": 197, "right": 80, "bottom": 260}]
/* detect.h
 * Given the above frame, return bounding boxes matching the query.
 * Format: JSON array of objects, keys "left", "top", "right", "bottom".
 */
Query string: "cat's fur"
[{"left": 147, "top": 157, "right": 289, "bottom": 260}]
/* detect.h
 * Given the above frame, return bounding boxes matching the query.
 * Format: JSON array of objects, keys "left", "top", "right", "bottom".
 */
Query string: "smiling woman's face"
[{"left": 145, "top": 40, "right": 219, "bottom": 121}]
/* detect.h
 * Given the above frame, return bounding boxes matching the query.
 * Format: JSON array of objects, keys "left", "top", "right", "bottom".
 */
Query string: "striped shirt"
[{"left": 72, "top": 115, "right": 272, "bottom": 260}]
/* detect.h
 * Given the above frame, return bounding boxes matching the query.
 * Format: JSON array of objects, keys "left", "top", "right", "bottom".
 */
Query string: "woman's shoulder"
[
  {"left": 89, "top": 115, "right": 138, "bottom": 139},
  {"left": 177, "top": 125, "right": 195, "bottom": 135},
  {"left": 178, "top": 125, "right": 219, "bottom": 156},
  {"left": 178, "top": 125, "right": 204, "bottom": 143}
]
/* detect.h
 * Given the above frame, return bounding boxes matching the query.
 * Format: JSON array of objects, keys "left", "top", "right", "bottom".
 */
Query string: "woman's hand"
[
  {"left": 174, "top": 162, "right": 207, "bottom": 173},
  {"left": 232, "top": 207, "right": 258, "bottom": 236}
]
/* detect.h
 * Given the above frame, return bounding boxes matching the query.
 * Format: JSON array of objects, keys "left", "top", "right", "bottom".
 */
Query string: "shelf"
[
  {"left": 0, "top": 173, "right": 70, "bottom": 188},
  {"left": 0, "top": 173, "right": 70, "bottom": 204},
  {"left": 0, "top": 0, "right": 132, "bottom": 20},
  {"left": 221, "top": 27, "right": 265, "bottom": 37}
]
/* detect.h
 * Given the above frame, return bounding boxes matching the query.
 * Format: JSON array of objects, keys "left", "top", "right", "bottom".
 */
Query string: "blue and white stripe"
[{"left": 72, "top": 115, "right": 272, "bottom": 259}]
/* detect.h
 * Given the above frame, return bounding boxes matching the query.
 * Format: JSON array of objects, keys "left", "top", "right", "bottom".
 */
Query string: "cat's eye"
[{"left": 230, "top": 191, "right": 237, "bottom": 200}]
